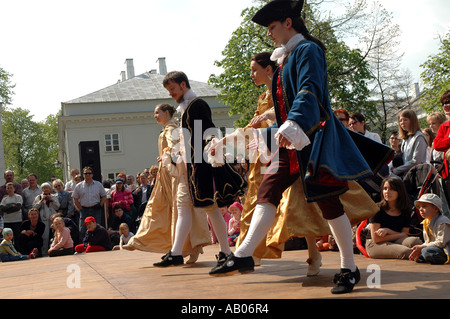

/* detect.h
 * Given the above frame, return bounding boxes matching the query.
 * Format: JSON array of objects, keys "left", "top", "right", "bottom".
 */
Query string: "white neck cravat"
[
  {"left": 270, "top": 33, "right": 306, "bottom": 64},
  {"left": 177, "top": 89, "right": 197, "bottom": 115}
]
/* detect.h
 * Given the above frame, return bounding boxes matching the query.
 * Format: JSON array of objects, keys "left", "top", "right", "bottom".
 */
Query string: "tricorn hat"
[{"left": 252, "top": 0, "right": 304, "bottom": 27}]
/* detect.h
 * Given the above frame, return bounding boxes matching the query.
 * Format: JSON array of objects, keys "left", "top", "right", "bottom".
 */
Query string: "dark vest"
[{"left": 181, "top": 98, "right": 246, "bottom": 207}]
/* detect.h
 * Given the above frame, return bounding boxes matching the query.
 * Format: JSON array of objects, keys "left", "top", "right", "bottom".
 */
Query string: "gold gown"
[
  {"left": 127, "top": 119, "right": 211, "bottom": 255},
  {"left": 236, "top": 92, "right": 379, "bottom": 258}
]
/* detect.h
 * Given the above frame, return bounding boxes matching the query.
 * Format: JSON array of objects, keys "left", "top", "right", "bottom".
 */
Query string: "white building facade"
[{"left": 58, "top": 59, "right": 240, "bottom": 183}]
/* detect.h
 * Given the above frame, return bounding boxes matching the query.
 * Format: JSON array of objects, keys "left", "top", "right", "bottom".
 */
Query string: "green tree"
[
  {"left": 208, "top": 5, "right": 271, "bottom": 127},
  {"left": 209, "top": 0, "right": 374, "bottom": 127},
  {"left": 28, "top": 113, "right": 63, "bottom": 182},
  {"left": 2, "top": 107, "right": 62, "bottom": 182},
  {"left": 420, "top": 31, "right": 450, "bottom": 113},
  {"left": 2, "top": 107, "right": 38, "bottom": 178},
  {"left": 0, "top": 66, "right": 15, "bottom": 104},
  {"left": 324, "top": 28, "right": 375, "bottom": 115}
]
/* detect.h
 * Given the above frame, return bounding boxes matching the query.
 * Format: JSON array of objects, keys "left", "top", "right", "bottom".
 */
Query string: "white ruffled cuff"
[
  {"left": 204, "top": 137, "right": 225, "bottom": 167},
  {"left": 161, "top": 151, "right": 172, "bottom": 168},
  {"left": 275, "top": 120, "right": 310, "bottom": 151},
  {"left": 161, "top": 151, "right": 178, "bottom": 177}
]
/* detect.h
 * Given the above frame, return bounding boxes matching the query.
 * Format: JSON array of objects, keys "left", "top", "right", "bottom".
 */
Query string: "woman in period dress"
[{"left": 124, "top": 104, "right": 210, "bottom": 261}]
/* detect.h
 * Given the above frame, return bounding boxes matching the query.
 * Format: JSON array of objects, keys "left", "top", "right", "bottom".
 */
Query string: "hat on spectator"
[
  {"left": 2, "top": 228, "right": 13, "bottom": 236},
  {"left": 115, "top": 177, "right": 124, "bottom": 184},
  {"left": 252, "top": 0, "right": 304, "bottom": 27},
  {"left": 414, "top": 193, "right": 443, "bottom": 213},
  {"left": 83, "top": 216, "right": 96, "bottom": 225},
  {"left": 229, "top": 202, "right": 243, "bottom": 212}
]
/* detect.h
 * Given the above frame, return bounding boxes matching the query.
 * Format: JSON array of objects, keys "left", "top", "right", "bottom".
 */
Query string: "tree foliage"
[
  {"left": 0, "top": 66, "right": 15, "bottom": 104},
  {"left": 209, "top": 0, "right": 375, "bottom": 128},
  {"left": 420, "top": 31, "right": 450, "bottom": 113},
  {"left": 209, "top": 4, "right": 272, "bottom": 127},
  {"left": 325, "top": 30, "right": 375, "bottom": 115},
  {"left": 2, "top": 107, "right": 62, "bottom": 182}
]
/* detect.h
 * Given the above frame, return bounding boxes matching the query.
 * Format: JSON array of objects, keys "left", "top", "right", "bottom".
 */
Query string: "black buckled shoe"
[
  {"left": 209, "top": 251, "right": 229, "bottom": 273},
  {"left": 153, "top": 251, "right": 184, "bottom": 267},
  {"left": 331, "top": 267, "right": 360, "bottom": 294},
  {"left": 209, "top": 253, "right": 254, "bottom": 277}
]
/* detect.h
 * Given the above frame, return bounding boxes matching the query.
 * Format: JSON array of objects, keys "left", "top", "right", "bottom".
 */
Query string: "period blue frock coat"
[{"left": 269, "top": 40, "right": 392, "bottom": 202}]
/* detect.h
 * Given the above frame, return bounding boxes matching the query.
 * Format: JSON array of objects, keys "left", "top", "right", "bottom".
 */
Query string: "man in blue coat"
[{"left": 210, "top": 0, "right": 390, "bottom": 294}]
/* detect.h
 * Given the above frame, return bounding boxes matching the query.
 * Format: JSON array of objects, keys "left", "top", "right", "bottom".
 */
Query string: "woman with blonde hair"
[
  {"left": 48, "top": 216, "right": 74, "bottom": 257},
  {"left": 426, "top": 112, "right": 446, "bottom": 164},
  {"left": 427, "top": 111, "right": 447, "bottom": 134}
]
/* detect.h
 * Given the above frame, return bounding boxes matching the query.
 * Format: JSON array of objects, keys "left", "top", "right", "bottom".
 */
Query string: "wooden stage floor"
[{"left": 2, "top": 243, "right": 449, "bottom": 300}]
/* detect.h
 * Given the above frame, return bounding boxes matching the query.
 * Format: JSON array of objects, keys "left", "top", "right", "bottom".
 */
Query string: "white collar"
[
  {"left": 177, "top": 89, "right": 197, "bottom": 114},
  {"left": 271, "top": 33, "right": 306, "bottom": 64}
]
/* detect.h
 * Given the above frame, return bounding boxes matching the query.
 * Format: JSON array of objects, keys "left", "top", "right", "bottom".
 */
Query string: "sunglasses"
[{"left": 442, "top": 100, "right": 450, "bottom": 106}]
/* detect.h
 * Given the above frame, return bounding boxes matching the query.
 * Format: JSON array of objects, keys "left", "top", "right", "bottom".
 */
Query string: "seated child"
[
  {"left": 113, "top": 223, "right": 134, "bottom": 250},
  {"left": 208, "top": 206, "right": 231, "bottom": 244},
  {"left": 108, "top": 205, "right": 134, "bottom": 247},
  {"left": 410, "top": 194, "right": 450, "bottom": 264},
  {"left": 48, "top": 216, "right": 74, "bottom": 257},
  {"left": 0, "top": 228, "right": 37, "bottom": 262},
  {"left": 227, "top": 202, "right": 242, "bottom": 246}
]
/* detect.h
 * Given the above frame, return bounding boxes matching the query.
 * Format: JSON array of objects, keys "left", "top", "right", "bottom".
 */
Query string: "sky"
[
  {"left": 1, "top": 0, "right": 449, "bottom": 122},
  {"left": 375, "top": 0, "right": 449, "bottom": 80}
]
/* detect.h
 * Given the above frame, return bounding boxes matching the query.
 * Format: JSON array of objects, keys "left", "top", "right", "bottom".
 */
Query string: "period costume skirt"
[{"left": 127, "top": 121, "right": 211, "bottom": 256}]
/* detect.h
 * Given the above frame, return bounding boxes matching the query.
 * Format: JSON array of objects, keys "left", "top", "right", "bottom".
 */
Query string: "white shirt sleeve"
[{"left": 275, "top": 120, "right": 311, "bottom": 151}]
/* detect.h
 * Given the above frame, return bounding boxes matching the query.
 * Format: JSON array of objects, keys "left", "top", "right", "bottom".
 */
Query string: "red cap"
[
  {"left": 229, "top": 202, "right": 243, "bottom": 212},
  {"left": 83, "top": 216, "right": 96, "bottom": 225}
]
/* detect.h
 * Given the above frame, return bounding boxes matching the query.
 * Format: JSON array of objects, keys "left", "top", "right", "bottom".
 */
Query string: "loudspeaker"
[{"left": 79, "top": 141, "right": 101, "bottom": 182}]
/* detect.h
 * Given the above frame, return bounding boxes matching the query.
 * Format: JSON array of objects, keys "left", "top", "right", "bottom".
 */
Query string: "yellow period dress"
[
  {"left": 236, "top": 92, "right": 379, "bottom": 258},
  {"left": 126, "top": 119, "right": 210, "bottom": 256}
]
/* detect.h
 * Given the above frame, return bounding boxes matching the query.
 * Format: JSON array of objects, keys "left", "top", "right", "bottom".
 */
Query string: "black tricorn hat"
[{"left": 252, "top": 0, "right": 304, "bottom": 27}]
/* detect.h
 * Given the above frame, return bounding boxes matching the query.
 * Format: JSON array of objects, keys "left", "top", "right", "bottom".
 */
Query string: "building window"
[
  {"left": 107, "top": 172, "right": 120, "bottom": 180},
  {"left": 105, "top": 133, "right": 120, "bottom": 152}
]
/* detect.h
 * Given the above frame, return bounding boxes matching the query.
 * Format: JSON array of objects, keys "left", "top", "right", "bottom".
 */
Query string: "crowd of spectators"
[
  {"left": 1, "top": 90, "right": 450, "bottom": 265},
  {"left": 0, "top": 164, "right": 161, "bottom": 261}
]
